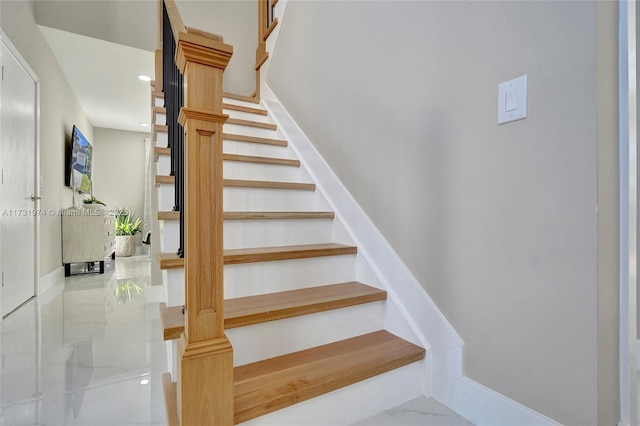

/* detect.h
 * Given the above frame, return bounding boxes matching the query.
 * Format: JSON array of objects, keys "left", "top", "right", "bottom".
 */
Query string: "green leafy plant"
[
  {"left": 83, "top": 196, "right": 106, "bottom": 206},
  {"left": 114, "top": 209, "right": 143, "bottom": 236}
]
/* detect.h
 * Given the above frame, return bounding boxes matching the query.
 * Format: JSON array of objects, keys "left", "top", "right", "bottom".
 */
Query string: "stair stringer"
[{"left": 261, "top": 85, "right": 560, "bottom": 426}]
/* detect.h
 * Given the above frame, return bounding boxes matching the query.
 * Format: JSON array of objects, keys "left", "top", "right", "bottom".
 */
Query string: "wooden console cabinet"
[{"left": 61, "top": 208, "right": 115, "bottom": 276}]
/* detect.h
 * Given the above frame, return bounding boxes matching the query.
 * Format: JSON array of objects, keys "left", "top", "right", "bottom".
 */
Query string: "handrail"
[
  {"left": 253, "top": 0, "right": 279, "bottom": 101},
  {"left": 164, "top": 0, "right": 186, "bottom": 44},
  {"left": 160, "top": 1, "right": 234, "bottom": 424}
]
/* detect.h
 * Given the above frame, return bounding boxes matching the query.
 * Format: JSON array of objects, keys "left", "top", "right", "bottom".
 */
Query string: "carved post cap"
[{"left": 176, "top": 32, "right": 233, "bottom": 73}]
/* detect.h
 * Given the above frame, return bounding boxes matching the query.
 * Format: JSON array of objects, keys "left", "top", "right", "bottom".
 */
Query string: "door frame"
[{"left": 0, "top": 30, "right": 41, "bottom": 317}]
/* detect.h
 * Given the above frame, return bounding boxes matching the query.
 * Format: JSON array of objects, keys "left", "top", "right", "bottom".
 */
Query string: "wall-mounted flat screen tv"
[{"left": 66, "top": 125, "right": 93, "bottom": 194}]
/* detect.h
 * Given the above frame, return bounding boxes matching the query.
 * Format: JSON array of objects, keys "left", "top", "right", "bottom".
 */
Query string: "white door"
[{"left": 0, "top": 38, "right": 37, "bottom": 317}]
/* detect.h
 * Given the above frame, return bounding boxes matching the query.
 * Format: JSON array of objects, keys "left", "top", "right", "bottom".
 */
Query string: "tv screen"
[{"left": 69, "top": 125, "right": 93, "bottom": 194}]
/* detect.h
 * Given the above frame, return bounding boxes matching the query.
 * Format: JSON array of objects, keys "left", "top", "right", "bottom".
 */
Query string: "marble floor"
[
  {"left": 0, "top": 256, "right": 167, "bottom": 426},
  {"left": 355, "top": 397, "right": 473, "bottom": 426},
  {"left": 0, "top": 256, "right": 473, "bottom": 426}
]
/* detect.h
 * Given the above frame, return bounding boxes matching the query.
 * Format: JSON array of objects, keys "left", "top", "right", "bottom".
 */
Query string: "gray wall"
[
  {"left": 92, "top": 128, "right": 147, "bottom": 247},
  {"left": 176, "top": 0, "right": 257, "bottom": 96},
  {"left": 34, "top": 0, "right": 157, "bottom": 52},
  {"left": 1, "top": 0, "right": 95, "bottom": 278},
  {"left": 267, "top": 1, "right": 619, "bottom": 424}
]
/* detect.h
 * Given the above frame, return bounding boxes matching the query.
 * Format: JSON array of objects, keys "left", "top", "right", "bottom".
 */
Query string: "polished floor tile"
[
  {"left": 0, "top": 256, "right": 166, "bottom": 426},
  {"left": 353, "top": 397, "right": 473, "bottom": 426}
]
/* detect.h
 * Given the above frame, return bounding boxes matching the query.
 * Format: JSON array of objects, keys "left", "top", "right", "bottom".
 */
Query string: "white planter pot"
[{"left": 115, "top": 235, "right": 136, "bottom": 257}]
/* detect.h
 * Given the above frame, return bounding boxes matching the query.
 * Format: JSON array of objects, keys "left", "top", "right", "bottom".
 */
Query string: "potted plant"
[
  {"left": 83, "top": 196, "right": 106, "bottom": 209},
  {"left": 114, "top": 209, "right": 143, "bottom": 257}
]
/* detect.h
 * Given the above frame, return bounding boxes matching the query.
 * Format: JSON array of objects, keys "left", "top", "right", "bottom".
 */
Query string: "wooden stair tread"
[
  {"left": 223, "top": 102, "right": 268, "bottom": 116},
  {"left": 223, "top": 92, "right": 260, "bottom": 104},
  {"left": 154, "top": 149, "right": 298, "bottom": 167},
  {"left": 233, "top": 330, "right": 425, "bottom": 423},
  {"left": 161, "top": 373, "right": 179, "bottom": 426},
  {"left": 158, "top": 211, "right": 180, "bottom": 221},
  {"left": 155, "top": 175, "right": 314, "bottom": 190},
  {"left": 223, "top": 133, "right": 287, "bottom": 147},
  {"left": 155, "top": 175, "right": 174, "bottom": 187},
  {"left": 153, "top": 124, "right": 168, "bottom": 133},
  {"left": 158, "top": 211, "right": 334, "bottom": 221},
  {"left": 160, "top": 303, "right": 184, "bottom": 340},
  {"left": 152, "top": 124, "right": 168, "bottom": 141},
  {"left": 158, "top": 243, "right": 357, "bottom": 269},
  {"left": 225, "top": 243, "right": 357, "bottom": 264},
  {"left": 154, "top": 147, "right": 170, "bottom": 162},
  {"left": 160, "top": 282, "right": 386, "bottom": 340},
  {"left": 158, "top": 252, "right": 184, "bottom": 269},
  {"left": 227, "top": 117, "right": 277, "bottom": 130},
  {"left": 224, "top": 179, "right": 315, "bottom": 191},
  {"left": 224, "top": 211, "right": 334, "bottom": 220},
  {"left": 223, "top": 153, "right": 299, "bottom": 167},
  {"left": 157, "top": 104, "right": 268, "bottom": 117}
]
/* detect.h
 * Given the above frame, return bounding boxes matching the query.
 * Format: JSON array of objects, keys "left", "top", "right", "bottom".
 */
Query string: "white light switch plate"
[{"left": 498, "top": 75, "right": 527, "bottom": 125}]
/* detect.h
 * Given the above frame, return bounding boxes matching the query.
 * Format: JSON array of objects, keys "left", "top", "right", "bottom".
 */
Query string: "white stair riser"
[
  {"left": 165, "top": 269, "right": 185, "bottom": 306},
  {"left": 155, "top": 131, "right": 168, "bottom": 147},
  {"left": 159, "top": 221, "right": 179, "bottom": 253},
  {"left": 154, "top": 97, "right": 164, "bottom": 108},
  {"left": 157, "top": 156, "right": 171, "bottom": 176},
  {"left": 223, "top": 109, "right": 271, "bottom": 123},
  {"left": 157, "top": 217, "right": 335, "bottom": 251},
  {"left": 223, "top": 161, "right": 302, "bottom": 182},
  {"left": 228, "top": 302, "right": 385, "bottom": 366},
  {"left": 159, "top": 185, "right": 327, "bottom": 212},
  {"left": 157, "top": 156, "right": 299, "bottom": 181},
  {"left": 237, "top": 361, "right": 426, "bottom": 426},
  {"left": 157, "top": 185, "right": 175, "bottom": 212},
  {"left": 223, "top": 123, "right": 283, "bottom": 139},
  {"left": 224, "top": 187, "right": 329, "bottom": 211},
  {"left": 166, "top": 255, "right": 356, "bottom": 305},
  {"left": 223, "top": 140, "right": 293, "bottom": 159},
  {"left": 224, "top": 218, "right": 333, "bottom": 249},
  {"left": 154, "top": 112, "right": 166, "bottom": 125},
  {"left": 225, "top": 255, "right": 356, "bottom": 298}
]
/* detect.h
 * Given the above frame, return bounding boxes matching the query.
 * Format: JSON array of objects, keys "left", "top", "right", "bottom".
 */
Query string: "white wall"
[
  {"left": 267, "top": 1, "right": 618, "bottom": 424},
  {"left": 1, "top": 0, "right": 94, "bottom": 278},
  {"left": 92, "top": 127, "right": 147, "bottom": 246},
  {"left": 175, "top": 0, "right": 257, "bottom": 96}
]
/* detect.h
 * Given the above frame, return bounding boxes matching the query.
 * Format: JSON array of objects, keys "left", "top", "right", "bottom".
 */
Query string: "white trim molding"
[
  {"left": 38, "top": 266, "right": 63, "bottom": 301},
  {"left": 262, "top": 84, "right": 558, "bottom": 426}
]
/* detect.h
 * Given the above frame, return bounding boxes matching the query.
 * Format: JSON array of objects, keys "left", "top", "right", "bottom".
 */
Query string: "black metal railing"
[{"left": 163, "top": 2, "right": 185, "bottom": 258}]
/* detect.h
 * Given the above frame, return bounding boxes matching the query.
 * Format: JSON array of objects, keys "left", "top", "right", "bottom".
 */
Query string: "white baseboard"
[
  {"left": 637, "top": 340, "right": 640, "bottom": 370},
  {"left": 262, "top": 84, "right": 558, "bottom": 426},
  {"left": 38, "top": 266, "right": 64, "bottom": 299}
]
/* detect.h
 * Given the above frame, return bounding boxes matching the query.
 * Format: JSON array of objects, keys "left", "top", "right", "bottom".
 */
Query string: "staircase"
[{"left": 154, "top": 92, "right": 426, "bottom": 424}]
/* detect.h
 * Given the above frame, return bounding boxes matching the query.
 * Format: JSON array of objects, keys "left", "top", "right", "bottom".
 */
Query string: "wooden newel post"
[{"left": 175, "top": 30, "right": 233, "bottom": 426}]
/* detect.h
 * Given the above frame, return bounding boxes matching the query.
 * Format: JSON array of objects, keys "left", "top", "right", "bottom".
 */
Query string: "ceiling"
[
  {"left": 34, "top": 1, "right": 255, "bottom": 133},
  {"left": 40, "top": 25, "right": 155, "bottom": 134}
]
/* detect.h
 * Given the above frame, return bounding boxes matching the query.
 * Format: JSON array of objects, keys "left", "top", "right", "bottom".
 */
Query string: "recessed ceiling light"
[
  {"left": 139, "top": 123, "right": 150, "bottom": 127},
  {"left": 137, "top": 74, "right": 152, "bottom": 82},
  {"left": 140, "top": 379, "right": 149, "bottom": 385}
]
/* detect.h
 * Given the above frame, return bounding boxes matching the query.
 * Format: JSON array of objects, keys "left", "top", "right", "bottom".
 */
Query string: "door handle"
[{"left": 30, "top": 195, "right": 41, "bottom": 201}]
